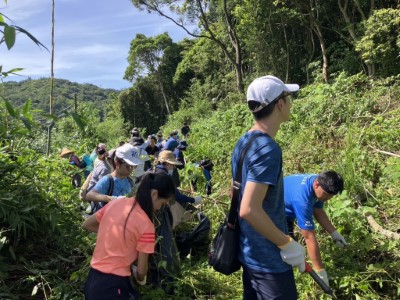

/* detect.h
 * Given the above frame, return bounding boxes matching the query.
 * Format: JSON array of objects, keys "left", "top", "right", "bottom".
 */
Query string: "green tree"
[
  {"left": 130, "top": 0, "right": 245, "bottom": 93},
  {"left": 356, "top": 8, "right": 400, "bottom": 77},
  {"left": 124, "top": 33, "right": 179, "bottom": 115}
]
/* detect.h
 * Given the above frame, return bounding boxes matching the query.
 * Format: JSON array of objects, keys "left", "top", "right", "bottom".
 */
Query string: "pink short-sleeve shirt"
[{"left": 90, "top": 197, "right": 155, "bottom": 276}]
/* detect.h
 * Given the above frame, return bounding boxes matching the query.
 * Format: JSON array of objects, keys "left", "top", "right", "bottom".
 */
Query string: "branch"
[
  {"left": 366, "top": 214, "right": 400, "bottom": 240},
  {"left": 369, "top": 146, "right": 400, "bottom": 158}
]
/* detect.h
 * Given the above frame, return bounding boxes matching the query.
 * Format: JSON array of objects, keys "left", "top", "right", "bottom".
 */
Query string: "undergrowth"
[{"left": 1, "top": 73, "right": 399, "bottom": 299}]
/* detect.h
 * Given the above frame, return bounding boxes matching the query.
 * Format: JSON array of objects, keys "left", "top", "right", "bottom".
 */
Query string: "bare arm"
[
  {"left": 136, "top": 252, "right": 149, "bottom": 281},
  {"left": 301, "top": 229, "right": 324, "bottom": 270},
  {"left": 239, "top": 181, "right": 289, "bottom": 247},
  {"left": 82, "top": 214, "right": 99, "bottom": 233},
  {"left": 313, "top": 207, "right": 336, "bottom": 234},
  {"left": 85, "top": 189, "right": 113, "bottom": 203}
]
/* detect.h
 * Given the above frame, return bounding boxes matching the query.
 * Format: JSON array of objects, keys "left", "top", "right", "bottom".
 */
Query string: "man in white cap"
[
  {"left": 86, "top": 143, "right": 143, "bottom": 213},
  {"left": 231, "top": 75, "right": 305, "bottom": 299}
]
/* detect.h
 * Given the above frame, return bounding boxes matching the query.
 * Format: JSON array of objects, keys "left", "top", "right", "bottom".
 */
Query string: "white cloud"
[{"left": 1, "top": 0, "right": 191, "bottom": 89}]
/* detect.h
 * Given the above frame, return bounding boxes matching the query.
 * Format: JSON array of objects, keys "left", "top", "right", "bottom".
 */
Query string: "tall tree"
[
  {"left": 130, "top": 0, "right": 245, "bottom": 93},
  {"left": 124, "top": 33, "right": 177, "bottom": 115}
]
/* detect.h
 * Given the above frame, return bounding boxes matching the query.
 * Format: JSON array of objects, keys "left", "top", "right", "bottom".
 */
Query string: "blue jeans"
[
  {"left": 85, "top": 268, "right": 140, "bottom": 300},
  {"left": 243, "top": 266, "right": 297, "bottom": 300}
]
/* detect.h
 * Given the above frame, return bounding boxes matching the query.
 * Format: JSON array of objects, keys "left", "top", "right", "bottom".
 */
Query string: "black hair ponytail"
[{"left": 123, "top": 173, "right": 176, "bottom": 239}]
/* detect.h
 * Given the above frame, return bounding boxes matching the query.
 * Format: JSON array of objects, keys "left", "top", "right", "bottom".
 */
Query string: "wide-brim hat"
[
  {"left": 158, "top": 150, "right": 182, "bottom": 165},
  {"left": 60, "top": 148, "right": 74, "bottom": 158}
]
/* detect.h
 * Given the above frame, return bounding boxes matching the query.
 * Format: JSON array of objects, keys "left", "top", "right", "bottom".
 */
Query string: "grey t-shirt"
[{"left": 87, "top": 160, "right": 111, "bottom": 192}]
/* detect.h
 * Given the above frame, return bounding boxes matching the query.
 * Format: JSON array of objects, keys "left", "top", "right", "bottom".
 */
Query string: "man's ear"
[
  {"left": 313, "top": 180, "right": 320, "bottom": 190},
  {"left": 276, "top": 98, "right": 284, "bottom": 110}
]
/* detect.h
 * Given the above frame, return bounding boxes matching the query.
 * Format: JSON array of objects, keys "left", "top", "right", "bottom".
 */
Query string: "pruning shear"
[{"left": 305, "top": 261, "right": 335, "bottom": 298}]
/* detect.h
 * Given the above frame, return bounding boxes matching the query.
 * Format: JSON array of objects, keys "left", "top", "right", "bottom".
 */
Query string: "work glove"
[
  {"left": 194, "top": 196, "right": 202, "bottom": 205},
  {"left": 330, "top": 230, "right": 348, "bottom": 248},
  {"left": 131, "top": 265, "right": 146, "bottom": 286},
  {"left": 278, "top": 237, "right": 306, "bottom": 272},
  {"left": 316, "top": 269, "right": 329, "bottom": 287}
]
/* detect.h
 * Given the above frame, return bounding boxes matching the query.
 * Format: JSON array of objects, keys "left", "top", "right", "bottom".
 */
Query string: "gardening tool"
[{"left": 305, "top": 261, "right": 334, "bottom": 297}]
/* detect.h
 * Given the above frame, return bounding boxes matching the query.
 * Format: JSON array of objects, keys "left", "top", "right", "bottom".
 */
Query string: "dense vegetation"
[{"left": 1, "top": 1, "right": 399, "bottom": 299}]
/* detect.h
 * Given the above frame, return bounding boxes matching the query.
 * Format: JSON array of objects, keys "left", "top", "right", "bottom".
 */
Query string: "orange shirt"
[{"left": 91, "top": 197, "right": 155, "bottom": 276}]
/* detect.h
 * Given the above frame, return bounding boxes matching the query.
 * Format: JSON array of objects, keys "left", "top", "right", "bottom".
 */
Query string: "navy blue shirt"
[{"left": 232, "top": 131, "right": 290, "bottom": 273}]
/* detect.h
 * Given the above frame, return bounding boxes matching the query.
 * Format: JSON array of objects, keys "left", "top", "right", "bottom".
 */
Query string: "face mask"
[{"left": 168, "top": 168, "right": 174, "bottom": 175}]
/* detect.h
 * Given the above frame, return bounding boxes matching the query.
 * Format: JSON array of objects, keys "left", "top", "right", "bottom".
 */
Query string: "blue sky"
[{"left": 1, "top": 0, "right": 191, "bottom": 90}]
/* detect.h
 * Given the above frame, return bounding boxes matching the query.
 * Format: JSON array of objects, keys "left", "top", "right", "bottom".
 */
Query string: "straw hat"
[
  {"left": 157, "top": 150, "right": 182, "bottom": 165},
  {"left": 60, "top": 148, "right": 74, "bottom": 158}
]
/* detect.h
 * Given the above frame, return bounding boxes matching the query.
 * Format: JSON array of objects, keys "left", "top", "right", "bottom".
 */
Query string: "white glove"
[
  {"left": 316, "top": 269, "right": 329, "bottom": 287},
  {"left": 330, "top": 230, "right": 348, "bottom": 248},
  {"left": 278, "top": 237, "right": 306, "bottom": 272},
  {"left": 131, "top": 265, "right": 146, "bottom": 286},
  {"left": 194, "top": 196, "right": 202, "bottom": 205}
]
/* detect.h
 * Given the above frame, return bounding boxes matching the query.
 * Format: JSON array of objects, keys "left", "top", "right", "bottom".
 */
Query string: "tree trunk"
[
  {"left": 337, "top": 0, "right": 376, "bottom": 76},
  {"left": 158, "top": 80, "right": 170, "bottom": 115},
  {"left": 312, "top": 24, "right": 329, "bottom": 82}
]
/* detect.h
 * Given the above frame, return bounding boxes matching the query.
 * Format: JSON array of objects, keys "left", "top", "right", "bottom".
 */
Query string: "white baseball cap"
[
  {"left": 115, "top": 143, "right": 143, "bottom": 166},
  {"left": 247, "top": 75, "right": 300, "bottom": 112}
]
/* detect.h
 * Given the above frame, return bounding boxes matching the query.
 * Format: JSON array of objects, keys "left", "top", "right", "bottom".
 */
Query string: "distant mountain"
[{"left": 2, "top": 78, "right": 119, "bottom": 113}]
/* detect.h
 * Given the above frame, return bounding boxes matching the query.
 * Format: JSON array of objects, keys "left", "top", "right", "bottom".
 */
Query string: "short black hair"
[{"left": 317, "top": 170, "right": 344, "bottom": 195}]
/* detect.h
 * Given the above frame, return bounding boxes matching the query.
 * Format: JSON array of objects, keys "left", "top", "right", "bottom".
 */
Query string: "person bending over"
[
  {"left": 284, "top": 170, "right": 347, "bottom": 287},
  {"left": 82, "top": 173, "right": 176, "bottom": 300}
]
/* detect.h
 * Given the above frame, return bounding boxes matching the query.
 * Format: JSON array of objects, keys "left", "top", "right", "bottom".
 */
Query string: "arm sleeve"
[
  {"left": 175, "top": 190, "right": 194, "bottom": 204},
  {"left": 137, "top": 221, "right": 156, "bottom": 254},
  {"left": 293, "top": 195, "right": 316, "bottom": 230},
  {"left": 92, "top": 176, "right": 110, "bottom": 195},
  {"left": 247, "top": 144, "right": 281, "bottom": 187}
]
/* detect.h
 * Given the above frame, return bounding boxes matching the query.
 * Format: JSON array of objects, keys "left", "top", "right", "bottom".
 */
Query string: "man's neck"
[{"left": 251, "top": 118, "right": 281, "bottom": 138}]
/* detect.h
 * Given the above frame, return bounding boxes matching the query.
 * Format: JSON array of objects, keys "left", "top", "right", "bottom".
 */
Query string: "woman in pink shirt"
[{"left": 82, "top": 173, "right": 176, "bottom": 300}]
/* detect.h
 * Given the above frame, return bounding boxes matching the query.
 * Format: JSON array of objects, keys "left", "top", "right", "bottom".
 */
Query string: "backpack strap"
[
  {"left": 107, "top": 174, "right": 114, "bottom": 196},
  {"left": 228, "top": 132, "right": 267, "bottom": 227}
]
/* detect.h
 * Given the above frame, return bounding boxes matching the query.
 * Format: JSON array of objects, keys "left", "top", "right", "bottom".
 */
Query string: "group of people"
[
  {"left": 63, "top": 75, "right": 349, "bottom": 300},
  {"left": 232, "top": 75, "right": 348, "bottom": 299},
  {"left": 60, "top": 124, "right": 206, "bottom": 299}
]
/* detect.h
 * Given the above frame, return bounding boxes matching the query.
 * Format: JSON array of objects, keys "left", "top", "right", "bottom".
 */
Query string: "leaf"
[
  {"left": 8, "top": 246, "right": 16, "bottom": 260},
  {"left": 40, "top": 113, "right": 59, "bottom": 121},
  {"left": 23, "top": 99, "right": 32, "bottom": 114},
  {"left": 5, "top": 67, "right": 24, "bottom": 74},
  {"left": 4, "top": 25, "right": 16, "bottom": 50},
  {"left": 70, "top": 112, "right": 85, "bottom": 131},
  {"left": 5, "top": 100, "right": 17, "bottom": 117},
  {"left": 0, "top": 236, "right": 6, "bottom": 251},
  {"left": 13, "top": 25, "right": 48, "bottom": 51},
  {"left": 20, "top": 116, "right": 32, "bottom": 131},
  {"left": 31, "top": 284, "right": 39, "bottom": 296}
]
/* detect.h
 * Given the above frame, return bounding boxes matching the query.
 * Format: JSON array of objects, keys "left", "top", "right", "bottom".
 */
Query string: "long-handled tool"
[{"left": 305, "top": 262, "right": 334, "bottom": 297}]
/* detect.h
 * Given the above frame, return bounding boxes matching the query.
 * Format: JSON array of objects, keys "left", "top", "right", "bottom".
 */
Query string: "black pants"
[{"left": 85, "top": 268, "right": 140, "bottom": 300}]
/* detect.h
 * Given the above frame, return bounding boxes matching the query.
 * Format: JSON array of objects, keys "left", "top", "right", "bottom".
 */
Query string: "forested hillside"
[
  {"left": 3, "top": 78, "right": 118, "bottom": 114},
  {"left": 1, "top": 1, "right": 399, "bottom": 299}
]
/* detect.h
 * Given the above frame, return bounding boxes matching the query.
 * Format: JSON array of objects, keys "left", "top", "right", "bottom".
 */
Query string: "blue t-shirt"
[
  {"left": 231, "top": 131, "right": 290, "bottom": 273},
  {"left": 284, "top": 174, "right": 324, "bottom": 230},
  {"left": 92, "top": 175, "right": 132, "bottom": 197}
]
